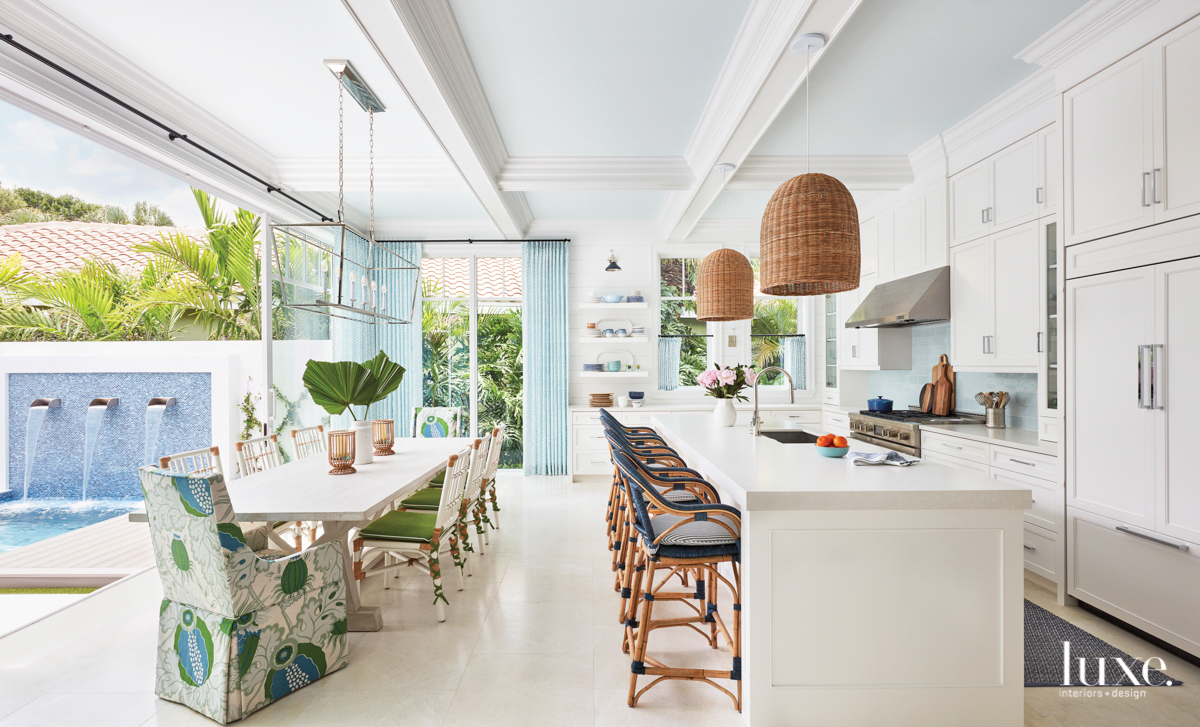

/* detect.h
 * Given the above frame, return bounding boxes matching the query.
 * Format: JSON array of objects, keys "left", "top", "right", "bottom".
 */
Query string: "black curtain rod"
[
  {"left": 658, "top": 333, "right": 805, "bottom": 338},
  {"left": 379, "top": 238, "right": 570, "bottom": 244},
  {"left": 0, "top": 32, "right": 334, "bottom": 222}
]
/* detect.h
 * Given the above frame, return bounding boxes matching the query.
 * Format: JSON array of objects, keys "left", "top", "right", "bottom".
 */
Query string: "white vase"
[
  {"left": 712, "top": 399, "right": 736, "bottom": 427},
  {"left": 350, "top": 420, "right": 374, "bottom": 465}
]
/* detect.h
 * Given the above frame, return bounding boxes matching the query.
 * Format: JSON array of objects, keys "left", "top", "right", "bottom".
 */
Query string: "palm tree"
[{"left": 131, "top": 188, "right": 262, "bottom": 340}]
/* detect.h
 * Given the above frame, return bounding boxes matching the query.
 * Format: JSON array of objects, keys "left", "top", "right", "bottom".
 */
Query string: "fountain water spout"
[
  {"left": 23, "top": 399, "right": 61, "bottom": 500},
  {"left": 82, "top": 398, "right": 119, "bottom": 500},
  {"left": 144, "top": 397, "right": 177, "bottom": 466}
]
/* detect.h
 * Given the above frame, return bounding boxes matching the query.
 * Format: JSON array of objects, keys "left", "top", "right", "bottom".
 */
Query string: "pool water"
[{"left": 0, "top": 499, "right": 142, "bottom": 553}]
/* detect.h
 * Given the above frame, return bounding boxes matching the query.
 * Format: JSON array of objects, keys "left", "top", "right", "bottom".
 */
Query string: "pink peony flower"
[
  {"left": 717, "top": 368, "right": 737, "bottom": 386},
  {"left": 745, "top": 369, "right": 757, "bottom": 385},
  {"left": 697, "top": 369, "right": 718, "bottom": 387}
]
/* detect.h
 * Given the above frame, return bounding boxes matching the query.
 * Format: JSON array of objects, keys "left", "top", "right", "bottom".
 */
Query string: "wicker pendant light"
[
  {"left": 759, "top": 33, "right": 860, "bottom": 296},
  {"left": 697, "top": 163, "right": 753, "bottom": 321}
]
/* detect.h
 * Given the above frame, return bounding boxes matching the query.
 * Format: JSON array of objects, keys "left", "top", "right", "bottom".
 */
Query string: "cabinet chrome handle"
[
  {"left": 1023, "top": 544, "right": 1036, "bottom": 551},
  {"left": 1142, "top": 172, "right": 1152, "bottom": 207},
  {"left": 1116, "top": 525, "right": 1189, "bottom": 551},
  {"left": 1036, "top": 187, "right": 1044, "bottom": 204},
  {"left": 1152, "top": 343, "right": 1163, "bottom": 409},
  {"left": 851, "top": 345, "right": 857, "bottom": 358},
  {"left": 983, "top": 336, "right": 987, "bottom": 354},
  {"left": 1153, "top": 168, "right": 1161, "bottom": 204},
  {"left": 1138, "top": 345, "right": 1148, "bottom": 409},
  {"left": 941, "top": 443, "right": 963, "bottom": 450},
  {"left": 1037, "top": 331, "right": 1043, "bottom": 353},
  {"left": 1010, "top": 458, "right": 1036, "bottom": 467},
  {"left": 982, "top": 208, "right": 987, "bottom": 224}
]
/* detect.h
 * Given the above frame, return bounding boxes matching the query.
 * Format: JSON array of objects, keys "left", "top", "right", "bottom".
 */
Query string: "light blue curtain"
[
  {"left": 658, "top": 337, "right": 680, "bottom": 391},
  {"left": 376, "top": 241, "right": 422, "bottom": 434},
  {"left": 522, "top": 240, "right": 569, "bottom": 475},
  {"left": 330, "top": 228, "right": 376, "bottom": 430},
  {"left": 782, "top": 336, "right": 806, "bottom": 390}
]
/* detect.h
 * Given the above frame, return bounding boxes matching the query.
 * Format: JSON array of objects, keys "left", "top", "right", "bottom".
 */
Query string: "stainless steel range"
[{"left": 848, "top": 410, "right": 983, "bottom": 457}]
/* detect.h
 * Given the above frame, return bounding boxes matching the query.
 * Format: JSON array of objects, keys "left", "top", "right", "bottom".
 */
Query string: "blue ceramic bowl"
[
  {"left": 628, "top": 391, "right": 645, "bottom": 399},
  {"left": 601, "top": 294, "right": 624, "bottom": 303},
  {"left": 816, "top": 446, "right": 849, "bottom": 458},
  {"left": 583, "top": 363, "right": 604, "bottom": 372}
]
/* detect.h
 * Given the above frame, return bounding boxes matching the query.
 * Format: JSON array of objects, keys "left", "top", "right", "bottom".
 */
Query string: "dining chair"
[
  {"left": 159, "top": 446, "right": 224, "bottom": 476},
  {"left": 396, "top": 437, "right": 484, "bottom": 569},
  {"left": 290, "top": 425, "right": 326, "bottom": 458},
  {"left": 480, "top": 423, "right": 506, "bottom": 529},
  {"left": 612, "top": 450, "right": 742, "bottom": 711},
  {"left": 235, "top": 435, "right": 307, "bottom": 551},
  {"left": 354, "top": 445, "right": 474, "bottom": 622},
  {"left": 411, "top": 406, "right": 463, "bottom": 486},
  {"left": 139, "top": 465, "right": 348, "bottom": 724}
]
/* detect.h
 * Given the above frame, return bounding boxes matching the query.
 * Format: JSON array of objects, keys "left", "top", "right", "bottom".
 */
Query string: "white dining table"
[{"left": 225, "top": 437, "right": 471, "bottom": 631}]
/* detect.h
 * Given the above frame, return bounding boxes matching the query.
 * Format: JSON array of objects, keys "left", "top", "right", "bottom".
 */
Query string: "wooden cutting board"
[{"left": 931, "top": 354, "right": 956, "bottom": 416}]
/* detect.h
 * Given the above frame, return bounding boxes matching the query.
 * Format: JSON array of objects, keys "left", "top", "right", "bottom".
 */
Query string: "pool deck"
[{"left": 0, "top": 515, "right": 153, "bottom": 588}]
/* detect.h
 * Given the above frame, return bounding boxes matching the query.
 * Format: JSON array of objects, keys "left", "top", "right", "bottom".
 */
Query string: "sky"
[{"left": 0, "top": 99, "right": 205, "bottom": 228}]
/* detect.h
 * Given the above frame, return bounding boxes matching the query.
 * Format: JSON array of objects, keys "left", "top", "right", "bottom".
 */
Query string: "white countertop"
[
  {"left": 651, "top": 414, "right": 1032, "bottom": 513},
  {"left": 920, "top": 422, "right": 1059, "bottom": 456},
  {"left": 571, "top": 402, "right": 821, "bottom": 412}
]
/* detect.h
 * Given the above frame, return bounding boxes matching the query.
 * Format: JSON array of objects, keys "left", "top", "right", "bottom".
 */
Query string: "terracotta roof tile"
[{"left": 0, "top": 221, "right": 207, "bottom": 274}]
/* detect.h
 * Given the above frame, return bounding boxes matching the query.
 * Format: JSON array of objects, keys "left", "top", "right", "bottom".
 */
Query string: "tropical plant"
[
  {"left": 303, "top": 350, "right": 405, "bottom": 421},
  {"left": 131, "top": 188, "right": 261, "bottom": 339},
  {"left": 10, "top": 187, "right": 100, "bottom": 221},
  {"left": 476, "top": 305, "right": 523, "bottom": 467},
  {"left": 421, "top": 278, "right": 470, "bottom": 410}
]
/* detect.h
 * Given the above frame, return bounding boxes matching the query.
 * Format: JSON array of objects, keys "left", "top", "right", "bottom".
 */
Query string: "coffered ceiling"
[{"left": 0, "top": 0, "right": 1091, "bottom": 238}]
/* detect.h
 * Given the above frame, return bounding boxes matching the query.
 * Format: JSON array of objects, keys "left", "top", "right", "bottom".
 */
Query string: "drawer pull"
[
  {"left": 941, "top": 443, "right": 962, "bottom": 450},
  {"left": 1009, "top": 458, "right": 1036, "bottom": 467},
  {"left": 1023, "top": 545, "right": 1035, "bottom": 551},
  {"left": 1116, "top": 526, "right": 1190, "bottom": 552}
]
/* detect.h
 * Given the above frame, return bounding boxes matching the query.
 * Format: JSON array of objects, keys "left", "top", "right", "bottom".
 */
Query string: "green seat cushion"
[
  {"left": 400, "top": 487, "right": 442, "bottom": 510},
  {"left": 359, "top": 510, "right": 437, "bottom": 543},
  {"left": 429, "top": 469, "right": 446, "bottom": 486}
]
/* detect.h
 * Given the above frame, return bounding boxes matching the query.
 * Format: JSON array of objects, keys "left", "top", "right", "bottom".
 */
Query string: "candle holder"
[
  {"left": 328, "top": 430, "right": 357, "bottom": 475},
  {"left": 372, "top": 419, "right": 395, "bottom": 456}
]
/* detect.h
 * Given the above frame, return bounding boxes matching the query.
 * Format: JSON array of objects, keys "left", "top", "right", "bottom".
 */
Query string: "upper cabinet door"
[
  {"left": 1038, "top": 124, "right": 1061, "bottom": 215},
  {"left": 990, "top": 222, "right": 1041, "bottom": 368},
  {"left": 1064, "top": 48, "right": 1156, "bottom": 246},
  {"left": 950, "top": 160, "right": 991, "bottom": 246},
  {"left": 991, "top": 135, "right": 1040, "bottom": 231},
  {"left": 950, "top": 238, "right": 992, "bottom": 368},
  {"left": 891, "top": 195, "right": 924, "bottom": 279},
  {"left": 1155, "top": 19, "right": 1200, "bottom": 223},
  {"left": 1156, "top": 257, "right": 1200, "bottom": 546},
  {"left": 925, "top": 182, "right": 948, "bottom": 270},
  {"left": 860, "top": 217, "right": 879, "bottom": 278},
  {"left": 1066, "top": 267, "right": 1156, "bottom": 527}
]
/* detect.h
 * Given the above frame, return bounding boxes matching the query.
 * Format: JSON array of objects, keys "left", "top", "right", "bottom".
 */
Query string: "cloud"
[{"left": 11, "top": 118, "right": 65, "bottom": 153}]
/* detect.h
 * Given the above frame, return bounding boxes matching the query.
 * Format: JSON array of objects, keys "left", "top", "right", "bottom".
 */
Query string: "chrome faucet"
[{"left": 750, "top": 366, "right": 794, "bottom": 436}]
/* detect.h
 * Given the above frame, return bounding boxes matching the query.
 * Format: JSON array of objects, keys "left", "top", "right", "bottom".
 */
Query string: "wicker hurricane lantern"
[
  {"left": 696, "top": 248, "right": 754, "bottom": 321},
  {"left": 328, "top": 430, "right": 356, "bottom": 475},
  {"left": 759, "top": 172, "right": 860, "bottom": 296},
  {"left": 372, "top": 419, "right": 395, "bottom": 456}
]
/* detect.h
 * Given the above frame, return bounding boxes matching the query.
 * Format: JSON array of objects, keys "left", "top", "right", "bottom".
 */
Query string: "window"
[
  {"left": 750, "top": 258, "right": 807, "bottom": 388},
  {"left": 658, "top": 257, "right": 709, "bottom": 388},
  {"left": 421, "top": 255, "right": 523, "bottom": 467}
]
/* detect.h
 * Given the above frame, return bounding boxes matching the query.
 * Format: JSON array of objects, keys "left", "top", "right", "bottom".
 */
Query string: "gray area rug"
[{"left": 1025, "top": 600, "right": 1180, "bottom": 687}]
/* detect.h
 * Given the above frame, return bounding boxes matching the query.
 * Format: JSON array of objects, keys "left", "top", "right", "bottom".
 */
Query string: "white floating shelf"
[
  {"left": 578, "top": 336, "right": 648, "bottom": 343},
  {"left": 580, "top": 371, "right": 649, "bottom": 378},
  {"left": 579, "top": 302, "right": 648, "bottom": 309}
]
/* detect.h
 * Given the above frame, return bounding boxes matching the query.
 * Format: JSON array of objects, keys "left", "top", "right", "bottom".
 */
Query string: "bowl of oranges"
[{"left": 815, "top": 433, "right": 850, "bottom": 457}]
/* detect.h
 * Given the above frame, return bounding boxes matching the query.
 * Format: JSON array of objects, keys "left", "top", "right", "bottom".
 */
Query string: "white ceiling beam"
[
  {"left": 498, "top": 157, "right": 695, "bottom": 191},
  {"left": 657, "top": 0, "right": 865, "bottom": 241},
  {"left": 727, "top": 155, "right": 912, "bottom": 191},
  {"left": 340, "top": 0, "right": 530, "bottom": 238}
]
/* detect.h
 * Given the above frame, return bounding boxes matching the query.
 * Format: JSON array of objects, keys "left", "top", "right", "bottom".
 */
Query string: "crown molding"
[
  {"left": 1017, "top": 0, "right": 1156, "bottom": 69},
  {"left": 726, "top": 155, "right": 912, "bottom": 191},
  {"left": 657, "top": 0, "right": 866, "bottom": 241},
  {"left": 274, "top": 156, "right": 465, "bottom": 191},
  {"left": 939, "top": 68, "right": 1056, "bottom": 175},
  {"left": 0, "top": 0, "right": 277, "bottom": 177},
  {"left": 907, "top": 135, "right": 948, "bottom": 182},
  {"left": 498, "top": 157, "right": 695, "bottom": 191},
  {"left": 371, "top": 218, "right": 501, "bottom": 239},
  {"left": 341, "top": 0, "right": 531, "bottom": 237}
]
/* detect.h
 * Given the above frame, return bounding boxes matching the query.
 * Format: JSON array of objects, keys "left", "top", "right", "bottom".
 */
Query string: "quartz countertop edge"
[
  {"left": 920, "top": 422, "right": 1059, "bottom": 456},
  {"left": 651, "top": 414, "right": 1032, "bottom": 513}
]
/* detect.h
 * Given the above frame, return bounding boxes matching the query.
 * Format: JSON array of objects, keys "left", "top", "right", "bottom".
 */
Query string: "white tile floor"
[{"left": 0, "top": 471, "right": 1197, "bottom": 726}]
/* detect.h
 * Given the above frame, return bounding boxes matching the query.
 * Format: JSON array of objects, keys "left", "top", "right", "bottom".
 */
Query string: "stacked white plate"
[{"left": 582, "top": 329, "right": 601, "bottom": 337}]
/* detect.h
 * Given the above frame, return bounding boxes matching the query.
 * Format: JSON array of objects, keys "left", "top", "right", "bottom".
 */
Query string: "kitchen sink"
[{"left": 759, "top": 430, "right": 820, "bottom": 444}]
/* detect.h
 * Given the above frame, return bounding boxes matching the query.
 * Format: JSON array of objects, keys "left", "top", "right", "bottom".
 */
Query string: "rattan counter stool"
[
  {"left": 600, "top": 417, "right": 689, "bottom": 559},
  {"left": 612, "top": 450, "right": 743, "bottom": 711}
]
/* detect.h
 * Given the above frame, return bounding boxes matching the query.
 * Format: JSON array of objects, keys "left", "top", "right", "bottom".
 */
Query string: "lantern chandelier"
[
  {"left": 270, "top": 60, "right": 420, "bottom": 325},
  {"left": 759, "top": 33, "right": 860, "bottom": 296}
]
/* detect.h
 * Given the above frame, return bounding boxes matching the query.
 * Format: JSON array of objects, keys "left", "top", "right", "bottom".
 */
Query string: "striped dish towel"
[{"left": 847, "top": 451, "right": 917, "bottom": 467}]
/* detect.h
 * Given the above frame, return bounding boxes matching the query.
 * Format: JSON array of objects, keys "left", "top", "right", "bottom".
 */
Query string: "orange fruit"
[
  {"left": 816, "top": 435, "right": 832, "bottom": 447},
  {"left": 833, "top": 436, "right": 848, "bottom": 448}
]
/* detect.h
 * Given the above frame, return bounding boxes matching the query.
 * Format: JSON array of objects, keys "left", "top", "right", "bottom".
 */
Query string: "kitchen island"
[{"left": 651, "top": 414, "right": 1032, "bottom": 727}]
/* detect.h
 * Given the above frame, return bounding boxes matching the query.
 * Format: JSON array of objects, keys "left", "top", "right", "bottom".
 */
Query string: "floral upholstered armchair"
[
  {"left": 412, "top": 406, "right": 462, "bottom": 438},
  {"left": 139, "top": 466, "right": 348, "bottom": 724}
]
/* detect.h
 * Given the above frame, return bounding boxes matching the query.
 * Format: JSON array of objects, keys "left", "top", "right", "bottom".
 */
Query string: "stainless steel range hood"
[{"left": 845, "top": 266, "right": 950, "bottom": 329}]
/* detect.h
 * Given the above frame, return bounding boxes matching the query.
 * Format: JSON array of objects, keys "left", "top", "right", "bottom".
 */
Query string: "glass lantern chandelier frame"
[{"left": 271, "top": 59, "right": 419, "bottom": 325}]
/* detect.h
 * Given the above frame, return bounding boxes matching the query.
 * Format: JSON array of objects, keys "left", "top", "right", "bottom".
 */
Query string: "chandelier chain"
[
  {"left": 369, "top": 107, "right": 375, "bottom": 240},
  {"left": 338, "top": 71, "right": 344, "bottom": 223}
]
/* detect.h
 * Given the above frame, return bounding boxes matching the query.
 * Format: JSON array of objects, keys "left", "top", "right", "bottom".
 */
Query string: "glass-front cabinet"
[
  {"left": 824, "top": 294, "right": 837, "bottom": 390},
  {"left": 1038, "top": 217, "right": 1059, "bottom": 441}
]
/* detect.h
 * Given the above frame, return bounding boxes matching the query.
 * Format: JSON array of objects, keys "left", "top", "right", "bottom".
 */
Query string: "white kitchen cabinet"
[
  {"left": 950, "top": 134, "right": 1041, "bottom": 246},
  {"left": 1155, "top": 17, "right": 1200, "bottom": 223},
  {"left": 860, "top": 217, "right": 878, "bottom": 278},
  {"left": 950, "top": 221, "right": 1040, "bottom": 371},
  {"left": 840, "top": 273, "right": 912, "bottom": 371},
  {"left": 1155, "top": 256, "right": 1200, "bottom": 546},
  {"left": 879, "top": 182, "right": 948, "bottom": 283},
  {"left": 1037, "top": 217, "right": 1059, "bottom": 438},
  {"left": 891, "top": 195, "right": 924, "bottom": 278},
  {"left": 1037, "top": 124, "right": 1060, "bottom": 216}
]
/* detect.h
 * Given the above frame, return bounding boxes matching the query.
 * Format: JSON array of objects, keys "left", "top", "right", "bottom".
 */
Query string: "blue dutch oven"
[{"left": 867, "top": 396, "right": 893, "bottom": 413}]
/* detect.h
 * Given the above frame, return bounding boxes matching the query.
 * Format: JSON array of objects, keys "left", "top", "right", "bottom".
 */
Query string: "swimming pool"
[{"left": 0, "top": 499, "right": 142, "bottom": 553}]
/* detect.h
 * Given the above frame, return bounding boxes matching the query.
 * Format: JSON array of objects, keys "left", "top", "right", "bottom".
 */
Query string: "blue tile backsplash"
[
  {"left": 6, "top": 372, "right": 212, "bottom": 500},
  {"left": 866, "top": 322, "right": 1040, "bottom": 431}
]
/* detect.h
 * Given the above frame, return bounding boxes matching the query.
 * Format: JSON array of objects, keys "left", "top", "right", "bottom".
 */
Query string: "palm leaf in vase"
[{"left": 303, "top": 360, "right": 372, "bottom": 419}]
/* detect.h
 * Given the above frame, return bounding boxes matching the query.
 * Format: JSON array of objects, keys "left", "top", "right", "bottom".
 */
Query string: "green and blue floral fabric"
[
  {"left": 140, "top": 466, "right": 348, "bottom": 724},
  {"left": 411, "top": 407, "right": 461, "bottom": 438}
]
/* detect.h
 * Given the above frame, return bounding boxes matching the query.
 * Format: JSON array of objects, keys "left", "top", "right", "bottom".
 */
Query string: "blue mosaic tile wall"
[
  {"left": 6, "top": 372, "right": 212, "bottom": 500},
  {"left": 866, "top": 322, "right": 1040, "bottom": 431}
]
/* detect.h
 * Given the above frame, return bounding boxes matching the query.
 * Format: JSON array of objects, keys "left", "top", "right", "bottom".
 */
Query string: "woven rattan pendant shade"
[
  {"left": 696, "top": 248, "right": 754, "bottom": 321},
  {"left": 759, "top": 172, "right": 860, "bottom": 296}
]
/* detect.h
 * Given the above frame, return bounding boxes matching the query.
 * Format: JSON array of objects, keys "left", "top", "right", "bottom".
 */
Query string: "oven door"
[{"left": 850, "top": 432, "right": 920, "bottom": 458}]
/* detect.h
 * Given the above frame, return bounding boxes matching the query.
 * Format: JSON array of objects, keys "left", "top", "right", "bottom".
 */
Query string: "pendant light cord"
[{"left": 806, "top": 42, "right": 811, "bottom": 174}]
